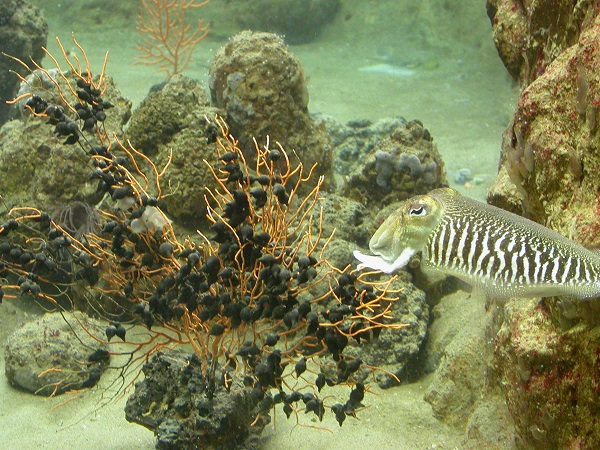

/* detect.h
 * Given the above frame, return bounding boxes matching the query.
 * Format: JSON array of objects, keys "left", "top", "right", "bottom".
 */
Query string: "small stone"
[
  {"left": 454, "top": 168, "right": 473, "bottom": 184},
  {"left": 3, "top": 312, "right": 109, "bottom": 395}
]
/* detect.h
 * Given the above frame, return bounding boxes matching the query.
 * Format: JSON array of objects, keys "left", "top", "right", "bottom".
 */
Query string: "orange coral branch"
[{"left": 135, "top": 0, "right": 209, "bottom": 76}]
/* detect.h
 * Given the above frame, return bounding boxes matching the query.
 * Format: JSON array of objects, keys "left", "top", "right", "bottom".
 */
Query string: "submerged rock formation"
[
  {"left": 126, "top": 74, "right": 223, "bottom": 226},
  {"left": 0, "top": 73, "right": 131, "bottom": 211},
  {"left": 0, "top": 0, "right": 48, "bottom": 127},
  {"left": 209, "top": 31, "right": 335, "bottom": 192},
  {"left": 343, "top": 119, "right": 445, "bottom": 209},
  {"left": 4, "top": 312, "right": 109, "bottom": 396},
  {"left": 125, "top": 351, "right": 270, "bottom": 450},
  {"left": 485, "top": 4, "right": 600, "bottom": 448}
]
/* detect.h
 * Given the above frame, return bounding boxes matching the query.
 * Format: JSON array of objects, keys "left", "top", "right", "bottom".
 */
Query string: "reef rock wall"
[
  {"left": 489, "top": 1, "right": 600, "bottom": 247},
  {"left": 486, "top": 0, "right": 597, "bottom": 86},
  {"left": 487, "top": 2, "right": 600, "bottom": 448}
]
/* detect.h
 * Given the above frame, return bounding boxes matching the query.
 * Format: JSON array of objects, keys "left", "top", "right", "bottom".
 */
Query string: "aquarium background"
[
  {"left": 34, "top": 0, "right": 516, "bottom": 200},
  {"left": 0, "top": 1, "right": 518, "bottom": 449}
]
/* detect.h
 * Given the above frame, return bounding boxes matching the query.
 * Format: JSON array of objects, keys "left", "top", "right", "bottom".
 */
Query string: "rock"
[
  {"left": 485, "top": 165, "right": 524, "bottom": 216},
  {"left": 125, "top": 351, "right": 270, "bottom": 450},
  {"left": 343, "top": 273, "right": 430, "bottom": 388},
  {"left": 0, "top": 73, "right": 131, "bottom": 211},
  {"left": 0, "top": 0, "right": 48, "bottom": 127},
  {"left": 3, "top": 312, "right": 109, "bottom": 396},
  {"left": 120, "top": 74, "right": 223, "bottom": 226},
  {"left": 421, "top": 289, "right": 517, "bottom": 447},
  {"left": 486, "top": 0, "right": 597, "bottom": 86},
  {"left": 209, "top": 31, "right": 335, "bottom": 192},
  {"left": 491, "top": 12, "right": 600, "bottom": 248},
  {"left": 317, "top": 114, "right": 408, "bottom": 176},
  {"left": 495, "top": 298, "right": 600, "bottom": 448},
  {"left": 226, "top": 0, "right": 341, "bottom": 45},
  {"left": 312, "top": 193, "right": 373, "bottom": 248},
  {"left": 423, "top": 291, "right": 491, "bottom": 428},
  {"left": 463, "top": 396, "right": 516, "bottom": 449},
  {"left": 487, "top": 10, "right": 600, "bottom": 446},
  {"left": 342, "top": 119, "right": 445, "bottom": 210},
  {"left": 319, "top": 238, "right": 356, "bottom": 271},
  {"left": 126, "top": 74, "right": 212, "bottom": 156}
]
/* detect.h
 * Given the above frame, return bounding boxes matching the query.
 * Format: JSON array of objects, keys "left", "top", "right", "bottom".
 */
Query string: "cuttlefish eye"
[{"left": 407, "top": 204, "right": 427, "bottom": 217}]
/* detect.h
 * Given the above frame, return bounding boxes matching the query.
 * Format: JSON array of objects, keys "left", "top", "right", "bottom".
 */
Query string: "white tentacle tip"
[{"left": 353, "top": 250, "right": 394, "bottom": 273}]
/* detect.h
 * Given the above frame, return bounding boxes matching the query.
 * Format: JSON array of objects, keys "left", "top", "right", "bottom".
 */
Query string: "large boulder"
[
  {"left": 490, "top": 13, "right": 600, "bottom": 248},
  {"left": 486, "top": 0, "right": 599, "bottom": 85},
  {"left": 495, "top": 299, "right": 600, "bottom": 448},
  {"left": 0, "top": 0, "right": 48, "bottom": 126},
  {"left": 343, "top": 120, "right": 445, "bottom": 210},
  {"left": 4, "top": 312, "right": 109, "bottom": 396},
  {"left": 126, "top": 74, "right": 223, "bottom": 226},
  {"left": 0, "top": 73, "right": 131, "bottom": 211},
  {"left": 209, "top": 31, "right": 335, "bottom": 192}
]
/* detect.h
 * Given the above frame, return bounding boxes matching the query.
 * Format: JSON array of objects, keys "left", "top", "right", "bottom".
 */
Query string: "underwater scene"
[{"left": 2, "top": 0, "right": 600, "bottom": 449}]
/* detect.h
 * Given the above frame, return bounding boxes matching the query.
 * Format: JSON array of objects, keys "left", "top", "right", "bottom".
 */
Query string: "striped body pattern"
[{"left": 354, "top": 188, "right": 600, "bottom": 299}]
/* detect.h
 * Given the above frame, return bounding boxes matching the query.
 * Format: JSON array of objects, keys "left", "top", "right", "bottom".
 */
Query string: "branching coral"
[
  {"left": 136, "top": 0, "right": 210, "bottom": 76},
  {"left": 0, "top": 35, "right": 408, "bottom": 445}
]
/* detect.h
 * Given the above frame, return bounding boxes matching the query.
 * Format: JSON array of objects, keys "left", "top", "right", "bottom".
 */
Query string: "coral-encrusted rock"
[
  {"left": 318, "top": 114, "right": 409, "bottom": 176},
  {"left": 124, "top": 74, "right": 223, "bottom": 226},
  {"left": 0, "top": 74, "right": 131, "bottom": 211},
  {"left": 343, "top": 273, "right": 429, "bottom": 388},
  {"left": 3, "top": 312, "right": 109, "bottom": 396},
  {"left": 490, "top": 13, "right": 600, "bottom": 248},
  {"left": 486, "top": 10, "right": 600, "bottom": 448},
  {"left": 127, "top": 74, "right": 212, "bottom": 156},
  {"left": 495, "top": 299, "right": 600, "bottom": 448},
  {"left": 343, "top": 120, "right": 445, "bottom": 209},
  {"left": 209, "top": 31, "right": 334, "bottom": 191},
  {"left": 486, "top": 0, "right": 598, "bottom": 85},
  {"left": 125, "top": 351, "right": 270, "bottom": 450},
  {"left": 312, "top": 193, "right": 373, "bottom": 248},
  {"left": 0, "top": 0, "right": 48, "bottom": 127}
]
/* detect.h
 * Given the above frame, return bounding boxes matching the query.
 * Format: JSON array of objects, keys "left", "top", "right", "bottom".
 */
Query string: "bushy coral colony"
[{"left": 0, "top": 36, "right": 405, "bottom": 445}]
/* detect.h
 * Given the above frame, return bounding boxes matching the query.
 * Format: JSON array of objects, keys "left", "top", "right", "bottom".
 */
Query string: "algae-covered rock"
[
  {"left": 126, "top": 74, "right": 224, "bottom": 225},
  {"left": 318, "top": 114, "right": 409, "bottom": 177},
  {"left": 343, "top": 119, "right": 445, "bottom": 209},
  {"left": 126, "top": 74, "right": 211, "bottom": 157},
  {"left": 486, "top": 12, "right": 600, "bottom": 448},
  {"left": 0, "top": 0, "right": 48, "bottom": 127},
  {"left": 495, "top": 299, "right": 600, "bottom": 448},
  {"left": 311, "top": 193, "right": 373, "bottom": 248},
  {"left": 0, "top": 74, "right": 131, "bottom": 211},
  {"left": 486, "top": 0, "right": 596, "bottom": 85},
  {"left": 492, "top": 13, "right": 600, "bottom": 248},
  {"left": 209, "top": 31, "right": 334, "bottom": 191},
  {"left": 3, "top": 312, "right": 109, "bottom": 395}
]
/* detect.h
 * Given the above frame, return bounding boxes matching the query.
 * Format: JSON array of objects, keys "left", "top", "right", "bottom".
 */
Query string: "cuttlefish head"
[{"left": 354, "top": 188, "right": 453, "bottom": 273}]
